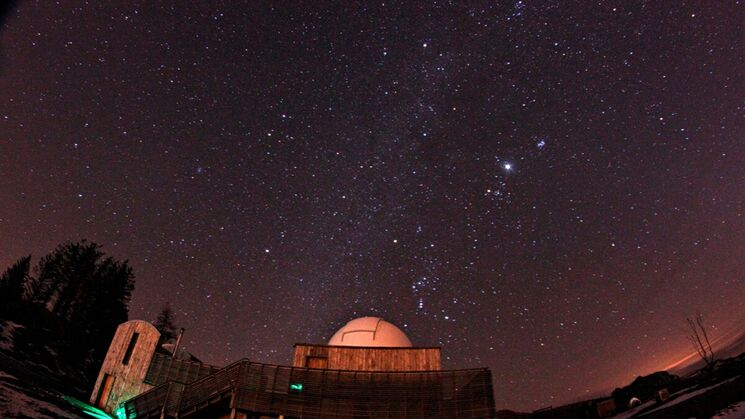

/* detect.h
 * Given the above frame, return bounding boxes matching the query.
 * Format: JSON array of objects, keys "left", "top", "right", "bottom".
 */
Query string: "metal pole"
[{"left": 173, "top": 328, "right": 186, "bottom": 358}]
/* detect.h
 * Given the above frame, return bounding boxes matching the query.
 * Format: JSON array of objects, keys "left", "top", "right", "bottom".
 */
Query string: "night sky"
[{"left": 1, "top": 1, "right": 744, "bottom": 411}]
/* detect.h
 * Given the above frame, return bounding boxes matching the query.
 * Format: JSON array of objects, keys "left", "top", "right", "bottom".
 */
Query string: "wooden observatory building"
[{"left": 91, "top": 316, "right": 496, "bottom": 418}]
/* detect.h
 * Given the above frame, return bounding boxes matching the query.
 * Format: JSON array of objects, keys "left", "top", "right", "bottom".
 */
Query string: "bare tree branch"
[
  {"left": 686, "top": 313, "right": 716, "bottom": 369},
  {"left": 696, "top": 313, "right": 715, "bottom": 364}
]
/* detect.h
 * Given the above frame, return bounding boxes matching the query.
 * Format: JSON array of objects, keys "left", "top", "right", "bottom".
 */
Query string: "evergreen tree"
[
  {"left": 25, "top": 250, "right": 64, "bottom": 307},
  {"left": 52, "top": 242, "right": 106, "bottom": 322},
  {"left": 0, "top": 241, "right": 135, "bottom": 390},
  {"left": 65, "top": 251, "right": 135, "bottom": 381},
  {"left": 0, "top": 255, "right": 31, "bottom": 315},
  {"left": 154, "top": 302, "right": 178, "bottom": 341},
  {"left": 23, "top": 241, "right": 135, "bottom": 382}
]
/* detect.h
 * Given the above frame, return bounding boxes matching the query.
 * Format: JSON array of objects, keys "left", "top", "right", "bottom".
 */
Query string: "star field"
[{"left": 1, "top": 1, "right": 744, "bottom": 411}]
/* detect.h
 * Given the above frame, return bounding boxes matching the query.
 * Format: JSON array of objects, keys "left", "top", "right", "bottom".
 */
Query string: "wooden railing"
[
  {"left": 177, "top": 358, "right": 246, "bottom": 413},
  {"left": 125, "top": 359, "right": 496, "bottom": 418},
  {"left": 124, "top": 380, "right": 185, "bottom": 418},
  {"left": 124, "top": 382, "right": 169, "bottom": 418},
  {"left": 144, "top": 352, "right": 219, "bottom": 386}
]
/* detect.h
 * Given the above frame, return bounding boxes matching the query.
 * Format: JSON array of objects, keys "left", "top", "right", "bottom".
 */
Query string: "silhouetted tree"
[
  {"left": 154, "top": 302, "right": 178, "bottom": 341},
  {"left": 0, "top": 255, "right": 31, "bottom": 315},
  {"left": 687, "top": 312, "right": 715, "bottom": 370},
  {"left": 52, "top": 243, "right": 102, "bottom": 321},
  {"left": 16, "top": 241, "right": 135, "bottom": 384},
  {"left": 66, "top": 249, "right": 135, "bottom": 381},
  {"left": 25, "top": 249, "right": 64, "bottom": 307}
]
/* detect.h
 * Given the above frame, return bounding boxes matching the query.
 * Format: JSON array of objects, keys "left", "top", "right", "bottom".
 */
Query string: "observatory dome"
[{"left": 328, "top": 317, "right": 412, "bottom": 347}]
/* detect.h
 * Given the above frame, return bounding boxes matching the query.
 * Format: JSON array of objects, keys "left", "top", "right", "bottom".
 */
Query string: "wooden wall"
[
  {"left": 292, "top": 344, "right": 441, "bottom": 371},
  {"left": 89, "top": 320, "right": 161, "bottom": 414}
]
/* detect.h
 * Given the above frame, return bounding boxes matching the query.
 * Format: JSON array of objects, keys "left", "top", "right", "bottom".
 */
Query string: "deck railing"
[
  {"left": 126, "top": 359, "right": 495, "bottom": 418},
  {"left": 144, "top": 352, "right": 219, "bottom": 386},
  {"left": 124, "top": 382, "right": 169, "bottom": 418}
]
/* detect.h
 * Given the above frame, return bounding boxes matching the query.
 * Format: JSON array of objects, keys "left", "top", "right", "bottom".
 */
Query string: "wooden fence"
[{"left": 125, "top": 359, "right": 496, "bottom": 418}]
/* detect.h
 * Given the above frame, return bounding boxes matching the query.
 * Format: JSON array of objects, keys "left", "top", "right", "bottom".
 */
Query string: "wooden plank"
[{"left": 292, "top": 344, "right": 442, "bottom": 372}]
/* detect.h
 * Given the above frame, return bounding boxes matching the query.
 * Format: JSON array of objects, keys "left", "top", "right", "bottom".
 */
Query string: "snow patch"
[
  {"left": 642, "top": 376, "right": 740, "bottom": 415},
  {"left": 714, "top": 401, "right": 745, "bottom": 419},
  {"left": 0, "top": 375, "right": 80, "bottom": 418},
  {"left": 611, "top": 399, "right": 656, "bottom": 419}
]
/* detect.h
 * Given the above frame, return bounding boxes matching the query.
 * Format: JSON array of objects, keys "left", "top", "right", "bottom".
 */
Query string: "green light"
[
  {"left": 290, "top": 383, "right": 303, "bottom": 392},
  {"left": 62, "top": 396, "right": 114, "bottom": 419},
  {"left": 114, "top": 405, "right": 127, "bottom": 419}
]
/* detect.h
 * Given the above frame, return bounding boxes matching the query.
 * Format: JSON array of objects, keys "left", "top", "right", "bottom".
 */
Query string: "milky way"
[{"left": 1, "top": 1, "right": 744, "bottom": 410}]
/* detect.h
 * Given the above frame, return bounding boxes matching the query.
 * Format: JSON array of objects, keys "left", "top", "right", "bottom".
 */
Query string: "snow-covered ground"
[
  {"left": 611, "top": 399, "right": 656, "bottom": 419},
  {"left": 0, "top": 371, "right": 82, "bottom": 418},
  {"left": 714, "top": 402, "right": 745, "bottom": 419},
  {"left": 640, "top": 376, "right": 740, "bottom": 416},
  {"left": 611, "top": 376, "right": 745, "bottom": 418},
  {"left": 0, "top": 320, "right": 90, "bottom": 417}
]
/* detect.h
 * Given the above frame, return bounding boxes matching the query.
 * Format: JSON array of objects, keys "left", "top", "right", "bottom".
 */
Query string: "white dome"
[{"left": 328, "top": 317, "right": 412, "bottom": 347}]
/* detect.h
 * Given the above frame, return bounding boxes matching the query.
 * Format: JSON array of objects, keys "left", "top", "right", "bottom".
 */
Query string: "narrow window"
[{"left": 122, "top": 332, "right": 139, "bottom": 365}]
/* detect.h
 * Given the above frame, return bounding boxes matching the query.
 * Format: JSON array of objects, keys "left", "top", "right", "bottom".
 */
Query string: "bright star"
[{"left": 503, "top": 163, "right": 513, "bottom": 171}]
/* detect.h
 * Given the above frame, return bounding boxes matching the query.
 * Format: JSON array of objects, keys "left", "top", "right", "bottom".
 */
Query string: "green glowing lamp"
[{"left": 289, "top": 383, "right": 303, "bottom": 392}]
